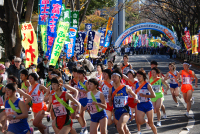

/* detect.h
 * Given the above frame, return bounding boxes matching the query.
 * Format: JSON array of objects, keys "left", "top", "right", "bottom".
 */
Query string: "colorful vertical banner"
[
  {"left": 104, "top": 30, "right": 113, "bottom": 47},
  {"left": 21, "top": 23, "right": 38, "bottom": 68},
  {"left": 49, "top": 22, "right": 69, "bottom": 66},
  {"left": 40, "top": 25, "right": 47, "bottom": 52},
  {"left": 87, "top": 31, "right": 95, "bottom": 50},
  {"left": 89, "top": 32, "right": 101, "bottom": 58},
  {"left": 70, "top": 11, "right": 79, "bottom": 28},
  {"left": 134, "top": 36, "right": 139, "bottom": 47},
  {"left": 198, "top": 32, "right": 200, "bottom": 52},
  {"left": 77, "top": 32, "right": 86, "bottom": 55},
  {"left": 65, "top": 27, "right": 77, "bottom": 59},
  {"left": 46, "top": 0, "right": 62, "bottom": 59},
  {"left": 132, "top": 33, "right": 136, "bottom": 41},
  {"left": 85, "top": 23, "right": 92, "bottom": 32},
  {"left": 182, "top": 31, "right": 192, "bottom": 50},
  {"left": 38, "top": 0, "right": 50, "bottom": 25},
  {"left": 59, "top": 4, "right": 66, "bottom": 21},
  {"left": 192, "top": 35, "right": 198, "bottom": 55},
  {"left": 100, "top": 30, "right": 106, "bottom": 46},
  {"left": 63, "top": 9, "right": 71, "bottom": 42},
  {"left": 105, "top": 17, "right": 114, "bottom": 37}
]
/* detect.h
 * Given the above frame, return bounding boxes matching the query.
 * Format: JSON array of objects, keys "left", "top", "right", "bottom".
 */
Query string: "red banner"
[{"left": 182, "top": 31, "right": 192, "bottom": 50}]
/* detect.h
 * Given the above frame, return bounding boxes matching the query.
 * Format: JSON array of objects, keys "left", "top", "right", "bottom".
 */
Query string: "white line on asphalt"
[
  {"left": 144, "top": 57, "right": 150, "bottom": 64},
  {"left": 179, "top": 98, "right": 195, "bottom": 134}
]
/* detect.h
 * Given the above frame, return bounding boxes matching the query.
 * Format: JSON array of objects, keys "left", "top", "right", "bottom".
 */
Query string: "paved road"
[{"left": 27, "top": 55, "right": 200, "bottom": 134}]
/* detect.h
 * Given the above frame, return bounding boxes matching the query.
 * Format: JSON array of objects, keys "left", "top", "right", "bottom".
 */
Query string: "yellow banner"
[
  {"left": 21, "top": 23, "right": 38, "bottom": 68},
  {"left": 49, "top": 22, "right": 69, "bottom": 66},
  {"left": 192, "top": 35, "right": 198, "bottom": 55},
  {"left": 105, "top": 17, "right": 114, "bottom": 37}
]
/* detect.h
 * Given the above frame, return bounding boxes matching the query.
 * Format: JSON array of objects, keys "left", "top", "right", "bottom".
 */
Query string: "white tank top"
[
  {"left": 87, "top": 91, "right": 103, "bottom": 114},
  {"left": 169, "top": 70, "right": 178, "bottom": 84},
  {"left": 29, "top": 84, "right": 44, "bottom": 104},
  {"left": 101, "top": 81, "right": 113, "bottom": 103}
]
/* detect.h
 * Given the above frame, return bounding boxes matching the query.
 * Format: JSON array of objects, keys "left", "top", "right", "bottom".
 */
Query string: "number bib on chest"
[
  {"left": 87, "top": 103, "right": 97, "bottom": 113},
  {"left": 32, "top": 95, "right": 40, "bottom": 103},
  {"left": 152, "top": 85, "right": 160, "bottom": 93},
  {"left": 5, "top": 108, "right": 20, "bottom": 124},
  {"left": 114, "top": 96, "right": 128, "bottom": 108},
  {"left": 53, "top": 103, "right": 67, "bottom": 116},
  {"left": 183, "top": 77, "right": 191, "bottom": 84},
  {"left": 137, "top": 90, "right": 148, "bottom": 102},
  {"left": 79, "top": 92, "right": 87, "bottom": 99}
]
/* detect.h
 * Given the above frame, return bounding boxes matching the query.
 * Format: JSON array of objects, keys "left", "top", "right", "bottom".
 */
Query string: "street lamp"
[{"left": 0, "top": 0, "right": 4, "bottom": 6}]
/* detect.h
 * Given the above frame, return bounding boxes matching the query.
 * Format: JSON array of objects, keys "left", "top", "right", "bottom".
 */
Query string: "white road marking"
[{"left": 179, "top": 98, "right": 195, "bottom": 134}]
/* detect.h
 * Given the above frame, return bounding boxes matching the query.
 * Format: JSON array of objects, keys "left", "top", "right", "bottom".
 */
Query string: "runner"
[
  {"left": 108, "top": 69, "right": 138, "bottom": 134},
  {"left": 100, "top": 69, "right": 113, "bottom": 126},
  {"left": 28, "top": 73, "right": 49, "bottom": 134},
  {"left": 135, "top": 68, "right": 157, "bottom": 134},
  {"left": 47, "top": 77, "right": 81, "bottom": 134},
  {"left": 0, "top": 76, "right": 6, "bottom": 133},
  {"left": 164, "top": 63, "right": 181, "bottom": 107},
  {"left": 148, "top": 60, "right": 167, "bottom": 119},
  {"left": 46, "top": 68, "right": 54, "bottom": 88},
  {"left": 77, "top": 69, "right": 89, "bottom": 134},
  {"left": 85, "top": 78, "right": 108, "bottom": 134},
  {"left": 176, "top": 60, "right": 198, "bottom": 117},
  {"left": 20, "top": 69, "right": 30, "bottom": 93},
  {"left": 120, "top": 55, "right": 132, "bottom": 75},
  {"left": 150, "top": 67, "right": 169, "bottom": 127},
  {"left": 107, "top": 61, "right": 113, "bottom": 72},
  {"left": 122, "top": 69, "right": 141, "bottom": 132},
  {"left": 4, "top": 83, "right": 31, "bottom": 134},
  {"left": 96, "top": 63, "right": 104, "bottom": 81}
]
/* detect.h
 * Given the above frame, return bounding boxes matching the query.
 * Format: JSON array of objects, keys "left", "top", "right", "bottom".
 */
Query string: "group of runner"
[{"left": 0, "top": 54, "right": 198, "bottom": 134}]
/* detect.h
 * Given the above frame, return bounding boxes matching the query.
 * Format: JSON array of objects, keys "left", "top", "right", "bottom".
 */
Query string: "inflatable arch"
[{"left": 114, "top": 22, "right": 177, "bottom": 48}]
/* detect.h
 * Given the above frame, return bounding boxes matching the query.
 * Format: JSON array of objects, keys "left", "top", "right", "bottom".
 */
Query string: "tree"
[{"left": 0, "top": 0, "right": 35, "bottom": 57}]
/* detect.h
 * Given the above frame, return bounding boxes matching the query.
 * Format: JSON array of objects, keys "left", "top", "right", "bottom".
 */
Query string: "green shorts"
[{"left": 151, "top": 92, "right": 163, "bottom": 102}]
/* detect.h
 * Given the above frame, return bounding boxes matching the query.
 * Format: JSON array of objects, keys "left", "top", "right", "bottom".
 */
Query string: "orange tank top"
[{"left": 181, "top": 70, "right": 193, "bottom": 89}]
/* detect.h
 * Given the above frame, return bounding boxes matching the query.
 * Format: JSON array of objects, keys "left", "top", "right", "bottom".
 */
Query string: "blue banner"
[
  {"left": 104, "top": 30, "right": 112, "bottom": 47},
  {"left": 75, "top": 32, "right": 86, "bottom": 55},
  {"left": 38, "top": 0, "right": 50, "bottom": 25},
  {"left": 101, "top": 27, "right": 106, "bottom": 36},
  {"left": 65, "top": 27, "right": 77, "bottom": 59},
  {"left": 87, "top": 31, "right": 95, "bottom": 50},
  {"left": 46, "top": 0, "right": 62, "bottom": 59},
  {"left": 85, "top": 23, "right": 92, "bottom": 32},
  {"left": 100, "top": 30, "right": 106, "bottom": 46}
]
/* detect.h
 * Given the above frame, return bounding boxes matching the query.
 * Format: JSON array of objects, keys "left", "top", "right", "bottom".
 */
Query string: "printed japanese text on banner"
[
  {"left": 87, "top": 31, "right": 95, "bottom": 50},
  {"left": 38, "top": 0, "right": 50, "bottom": 25},
  {"left": 21, "top": 23, "right": 38, "bottom": 68}
]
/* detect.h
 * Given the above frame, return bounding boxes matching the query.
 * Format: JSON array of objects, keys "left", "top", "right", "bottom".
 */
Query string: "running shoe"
[
  {"left": 185, "top": 112, "right": 189, "bottom": 118},
  {"left": 191, "top": 97, "right": 194, "bottom": 105},
  {"left": 145, "top": 119, "right": 151, "bottom": 130},
  {"left": 162, "top": 114, "right": 167, "bottom": 119},
  {"left": 176, "top": 102, "right": 179, "bottom": 107},
  {"left": 157, "top": 121, "right": 161, "bottom": 127},
  {"left": 80, "top": 127, "right": 88, "bottom": 134},
  {"left": 137, "top": 131, "right": 142, "bottom": 134},
  {"left": 46, "top": 115, "right": 50, "bottom": 122}
]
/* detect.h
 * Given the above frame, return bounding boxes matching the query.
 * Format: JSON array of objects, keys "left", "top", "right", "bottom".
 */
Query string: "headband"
[
  {"left": 51, "top": 74, "right": 58, "bottom": 77},
  {"left": 112, "top": 73, "right": 121, "bottom": 77},
  {"left": 183, "top": 63, "right": 191, "bottom": 67}
]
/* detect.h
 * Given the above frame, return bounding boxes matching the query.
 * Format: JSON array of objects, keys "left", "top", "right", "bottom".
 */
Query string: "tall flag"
[
  {"left": 38, "top": 0, "right": 50, "bottom": 25},
  {"left": 46, "top": 0, "right": 62, "bottom": 59},
  {"left": 87, "top": 31, "right": 95, "bottom": 50},
  {"left": 40, "top": 25, "right": 47, "bottom": 52},
  {"left": 182, "top": 31, "right": 192, "bottom": 50},
  {"left": 76, "top": 32, "right": 86, "bottom": 54},
  {"left": 70, "top": 11, "right": 79, "bottom": 36},
  {"left": 21, "top": 23, "right": 38, "bottom": 68},
  {"left": 100, "top": 30, "right": 106, "bottom": 46},
  {"left": 65, "top": 27, "right": 77, "bottom": 59},
  {"left": 134, "top": 36, "right": 139, "bottom": 47},
  {"left": 104, "top": 30, "right": 113, "bottom": 47},
  {"left": 198, "top": 31, "right": 200, "bottom": 52},
  {"left": 49, "top": 22, "right": 69, "bottom": 66},
  {"left": 192, "top": 35, "right": 198, "bottom": 55},
  {"left": 85, "top": 23, "right": 92, "bottom": 32},
  {"left": 105, "top": 17, "right": 114, "bottom": 37}
]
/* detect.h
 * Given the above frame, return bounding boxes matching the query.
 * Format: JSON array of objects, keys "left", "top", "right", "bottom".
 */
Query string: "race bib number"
[
  {"left": 5, "top": 108, "right": 20, "bottom": 124},
  {"left": 152, "top": 85, "right": 160, "bottom": 93},
  {"left": 114, "top": 96, "right": 127, "bottom": 108},
  {"left": 103, "top": 93, "right": 109, "bottom": 102},
  {"left": 32, "top": 95, "right": 40, "bottom": 103},
  {"left": 138, "top": 94, "right": 147, "bottom": 102},
  {"left": 0, "top": 96, "right": 3, "bottom": 106},
  {"left": 53, "top": 103, "right": 67, "bottom": 116},
  {"left": 183, "top": 77, "right": 191, "bottom": 84},
  {"left": 79, "top": 92, "right": 87, "bottom": 99},
  {"left": 87, "top": 103, "right": 97, "bottom": 113}
]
